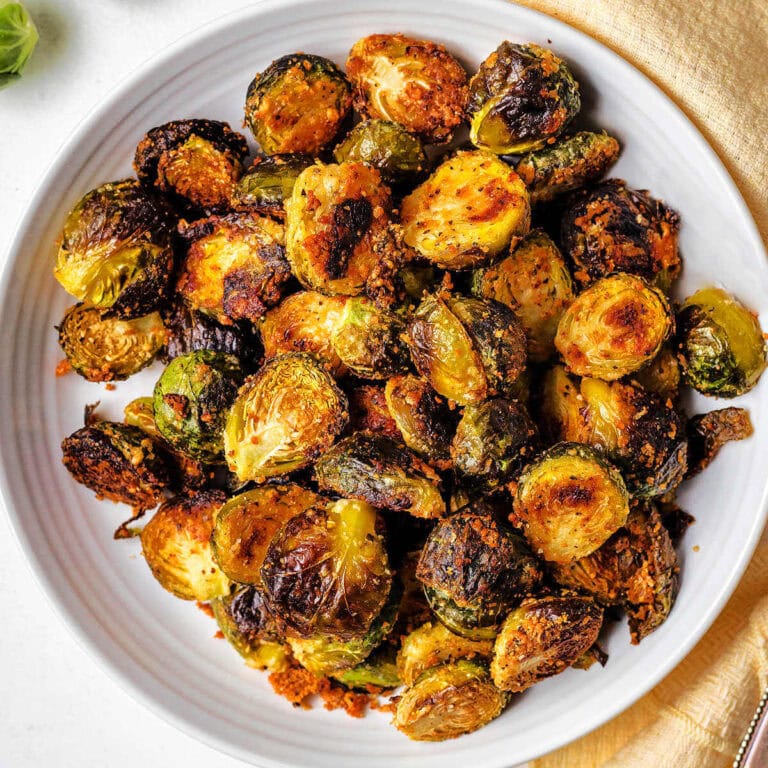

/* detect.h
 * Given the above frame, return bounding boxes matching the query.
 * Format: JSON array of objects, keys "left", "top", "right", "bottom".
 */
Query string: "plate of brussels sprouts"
[{"left": 1, "top": 0, "right": 768, "bottom": 766}]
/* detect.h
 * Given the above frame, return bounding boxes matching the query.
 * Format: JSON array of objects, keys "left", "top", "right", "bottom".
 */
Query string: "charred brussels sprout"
[
  {"left": 515, "top": 443, "right": 630, "bottom": 563},
  {"left": 686, "top": 407, "right": 753, "bottom": 477},
  {"left": 676, "top": 287, "right": 766, "bottom": 397},
  {"left": 552, "top": 502, "right": 678, "bottom": 644},
  {"left": 561, "top": 180, "right": 681, "bottom": 289},
  {"left": 211, "top": 483, "right": 321, "bottom": 585},
  {"left": 140, "top": 490, "right": 229, "bottom": 601},
  {"left": 134, "top": 119, "right": 248, "bottom": 213},
  {"left": 333, "top": 644, "right": 401, "bottom": 689},
  {"left": 54, "top": 179, "right": 173, "bottom": 318},
  {"left": 153, "top": 351, "right": 243, "bottom": 462},
  {"left": 400, "top": 151, "right": 530, "bottom": 270},
  {"left": 346, "top": 33, "right": 468, "bottom": 143},
  {"left": 315, "top": 432, "right": 445, "bottom": 519},
  {"left": 285, "top": 161, "right": 392, "bottom": 296},
  {"left": 515, "top": 131, "right": 620, "bottom": 204},
  {"left": 406, "top": 293, "right": 527, "bottom": 405},
  {"left": 61, "top": 421, "right": 170, "bottom": 510},
  {"left": 473, "top": 230, "right": 574, "bottom": 362},
  {"left": 232, "top": 154, "right": 315, "bottom": 218},
  {"left": 261, "top": 497, "right": 392, "bottom": 640},
  {"left": 469, "top": 42, "right": 580, "bottom": 154},
  {"left": 491, "top": 595, "right": 603, "bottom": 692},
  {"left": 555, "top": 273, "right": 673, "bottom": 380},
  {"left": 177, "top": 213, "right": 289, "bottom": 325},
  {"left": 333, "top": 120, "right": 426, "bottom": 183},
  {"left": 393, "top": 660, "right": 506, "bottom": 741},
  {"left": 224, "top": 353, "right": 348, "bottom": 481},
  {"left": 58, "top": 304, "right": 165, "bottom": 382},
  {"left": 245, "top": 54, "right": 352, "bottom": 155},
  {"left": 347, "top": 384, "right": 400, "bottom": 438}
]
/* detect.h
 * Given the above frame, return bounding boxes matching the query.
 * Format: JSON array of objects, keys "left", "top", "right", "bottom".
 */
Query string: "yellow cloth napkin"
[{"left": 508, "top": 1, "right": 768, "bottom": 765}]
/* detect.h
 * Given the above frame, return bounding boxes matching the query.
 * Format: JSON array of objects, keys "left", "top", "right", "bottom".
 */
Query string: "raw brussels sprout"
[
  {"left": 561, "top": 180, "right": 681, "bottom": 289},
  {"left": 347, "top": 384, "right": 400, "bottom": 438},
  {"left": 490, "top": 595, "right": 603, "bottom": 692},
  {"left": 245, "top": 53, "right": 352, "bottom": 155},
  {"left": 397, "top": 621, "right": 494, "bottom": 687},
  {"left": 346, "top": 33, "right": 468, "bottom": 143},
  {"left": 140, "top": 490, "right": 230, "bottom": 601},
  {"left": 54, "top": 179, "right": 174, "bottom": 318},
  {"left": 472, "top": 230, "right": 574, "bottom": 362},
  {"left": 211, "top": 483, "right": 321, "bottom": 585},
  {"left": 417, "top": 509, "right": 543, "bottom": 638},
  {"left": 333, "top": 644, "right": 401, "bottom": 689},
  {"left": 224, "top": 353, "right": 348, "bottom": 482},
  {"left": 400, "top": 151, "right": 530, "bottom": 270},
  {"left": 261, "top": 497, "right": 392, "bottom": 640},
  {"left": 555, "top": 273, "right": 673, "bottom": 381},
  {"left": 468, "top": 42, "right": 580, "bottom": 154},
  {"left": 260, "top": 290, "right": 347, "bottom": 375},
  {"left": 330, "top": 297, "right": 409, "bottom": 379},
  {"left": 58, "top": 304, "right": 165, "bottom": 382},
  {"left": 686, "top": 407, "right": 753, "bottom": 477},
  {"left": 515, "top": 131, "right": 620, "bottom": 204},
  {"left": 61, "top": 421, "right": 170, "bottom": 511},
  {"left": 285, "top": 161, "right": 393, "bottom": 295},
  {"left": 552, "top": 502, "right": 678, "bottom": 644},
  {"left": 384, "top": 374, "right": 455, "bottom": 468},
  {"left": 177, "top": 212, "right": 289, "bottom": 324},
  {"left": 393, "top": 660, "right": 506, "bottom": 741},
  {"left": 0, "top": 2, "right": 38, "bottom": 90},
  {"left": 627, "top": 344, "right": 681, "bottom": 400},
  {"left": 676, "top": 287, "right": 766, "bottom": 397},
  {"left": 210, "top": 584, "right": 290, "bottom": 671},
  {"left": 232, "top": 154, "right": 315, "bottom": 218},
  {"left": 514, "top": 442, "right": 630, "bottom": 563},
  {"left": 406, "top": 293, "right": 527, "bottom": 405},
  {"left": 333, "top": 120, "right": 427, "bottom": 183},
  {"left": 315, "top": 432, "right": 445, "bottom": 519},
  {"left": 153, "top": 350, "right": 243, "bottom": 462}
]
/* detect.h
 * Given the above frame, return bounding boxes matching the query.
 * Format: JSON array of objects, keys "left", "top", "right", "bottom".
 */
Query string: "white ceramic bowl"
[{"left": 1, "top": 1, "right": 767, "bottom": 766}]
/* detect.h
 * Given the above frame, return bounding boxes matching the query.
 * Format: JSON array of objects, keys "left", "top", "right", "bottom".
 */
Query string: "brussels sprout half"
[
  {"left": 400, "top": 151, "right": 530, "bottom": 270},
  {"left": 232, "top": 154, "right": 315, "bottom": 218},
  {"left": 346, "top": 33, "right": 468, "bottom": 143},
  {"left": 245, "top": 53, "right": 352, "bottom": 155},
  {"left": 469, "top": 42, "right": 580, "bottom": 154}
]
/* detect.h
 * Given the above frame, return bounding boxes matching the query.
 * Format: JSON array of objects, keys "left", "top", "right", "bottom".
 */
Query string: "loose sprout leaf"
[{"left": 686, "top": 407, "right": 753, "bottom": 477}]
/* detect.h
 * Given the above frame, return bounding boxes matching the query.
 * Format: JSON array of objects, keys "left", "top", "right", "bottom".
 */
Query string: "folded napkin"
[{"left": 512, "top": 1, "right": 768, "bottom": 765}]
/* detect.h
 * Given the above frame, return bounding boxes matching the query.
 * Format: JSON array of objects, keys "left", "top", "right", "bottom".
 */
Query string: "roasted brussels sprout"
[
  {"left": 555, "top": 273, "right": 673, "bottom": 380},
  {"left": 676, "top": 287, "right": 766, "bottom": 397},
  {"left": 58, "top": 304, "right": 165, "bottom": 382},
  {"left": 140, "top": 490, "right": 230, "bottom": 601},
  {"left": 347, "top": 384, "right": 400, "bottom": 438},
  {"left": 211, "top": 483, "right": 322, "bottom": 585},
  {"left": 346, "top": 33, "right": 468, "bottom": 143},
  {"left": 515, "top": 131, "right": 620, "bottom": 204},
  {"left": 407, "top": 293, "right": 527, "bottom": 405},
  {"left": 61, "top": 421, "right": 170, "bottom": 510},
  {"left": 628, "top": 344, "right": 681, "bottom": 400},
  {"left": 552, "top": 502, "right": 678, "bottom": 644},
  {"left": 686, "top": 407, "right": 753, "bottom": 477},
  {"left": 393, "top": 660, "right": 506, "bottom": 741},
  {"left": 384, "top": 374, "right": 454, "bottom": 468},
  {"left": 490, "top": 595, "right": 603, "bottom": 692},
  {"left": 232, "top": 154, "right": 315, "bottom": 218},
  {"left": 54, "top": 179, "right": 174, "bottom": 318},
  {"left": 224, "top": 353, "right": 348, "bottom": 481},
  {"left": 514, "top": 443, "right": 630, "bottom": 563},
  {"left": 472, "top": 230, "right": 574, "bottom": 362},
  {"left": 315, "top": 432, "right": 445, "bottom": 519},
  {"left": 398, "top": 263, "right": 438, "bottom": 301},
  {"left": 153, "top": 350, "right": 243, "bottom": 462},
  {"left": 261, "top": 497, "right": 392, "bottom": 640},
  {"left": 134, "top": 119, "right": 248, "bottom": 212},
  {"left": 177, "top": 212, "right": 289, "bottom": 324},
  {"left": 285, "top": 161, "right": 392, "bottom": 295},
  {"left": 468, "top": 42, "right": 580, "bottom": 154},
  {"left": 400, "top": 151, "right": 530, "bottom": 270},
  {"left": 329, "top": 298, "right": 409, "bottom": 379},
  {"left": 561, "top": 180, "right": 681, "bottom": 289},
  {"left": 333, "top": 120, "right": 426, "bottom": 183},
  {"left": 245, "top": 53, "right": 352, "bottom": 155},
  {"left": 333, "top": 644, "right": 401, "bottom": 689}
]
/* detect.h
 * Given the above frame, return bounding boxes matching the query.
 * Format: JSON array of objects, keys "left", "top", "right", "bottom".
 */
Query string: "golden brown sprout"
[
  {"left": 346, "top": 33, "right": 468, "bottom": 143},
  {"left": 686, "top": 407, "right": 753, "bottom": 477},
  {"left": 627, "top": 344, "right": 681, "bottom": 400}
]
